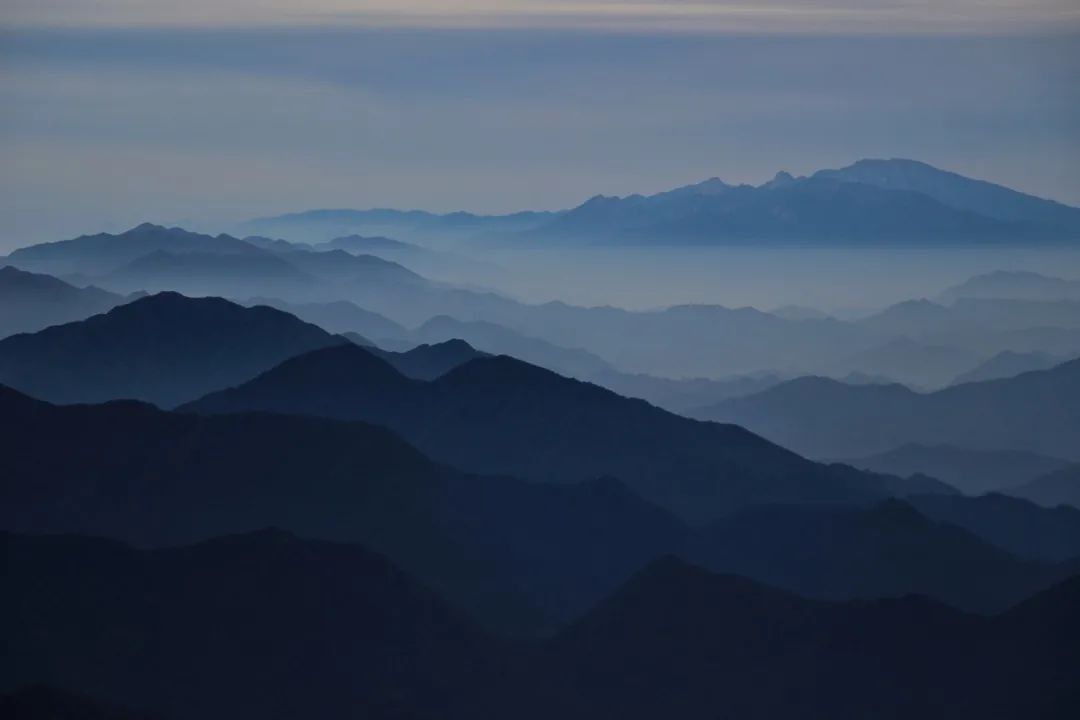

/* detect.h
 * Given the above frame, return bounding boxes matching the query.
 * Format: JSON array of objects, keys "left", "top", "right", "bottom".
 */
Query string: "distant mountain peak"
[{"left": 762, "top": 170, "right": 797, "bottom": 189}]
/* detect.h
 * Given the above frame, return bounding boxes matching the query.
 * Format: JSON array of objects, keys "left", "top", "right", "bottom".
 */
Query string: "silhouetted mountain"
[
  {"left": 370, "top": 339, "right": 490, "bottom": 380},
  {"left": 857, "top": 298, "right": 955, "bottom": 336},
  {"left": 238, "top": 160, "right": 1080, "bottom": 246},
  {"left": 1008, "top": 464, "right": 1080, "bottom": 509},
  {"left": 836, "top": 443, "right": 1070, "bottom": 495},
  {"left": 952, "top": 349, "right": 1066, "bottom": 384},
  {"left": 182, "top": 344, "right": 950, "bottom": 522},
  {"left": 865, "top": 297, "right": 1080, "bottom": 337},
  {"left": 588, "top": 369, "right": 786, "bottom": 414},
  {"left": 527, "top": 557, "right": 1080, "bottom": 720},
  {"left": 0, "top": 686, "right": 158, "bottom": 720},
  {"left": 0, "top": 384, "right": 692, "bottom": 632},
  {"left": 695, "top": 498, "right": 1077, "bottom": 614},
  {"left": 0, "top": 293, "right": 342, "bottom": 407},
  {"left": 4, "top": 223, "right": 264, "bottom": 276},
  {"left": 7, "top": 381, "right": 1075, "bottom": 626},
  {"left": 696, "top": 357, "right": 1080, "bottom": 460},
  {"left": 244, "top": 297, "right": 408, "bottom": 343},
  {"left": 814, "top": 158, "right": 1080, "bottom": 230},
  {"left": 319, "top": 233, "right": 414, "bottom": 253},
  {"left": 838, "top": 336, "right": 980, "bottom": 388},
  {"left": 0, "top": 530, "right": 497, "bottom": 720},
  {"left": 941, "top": 270, "right": 1080, "bottom": 302},
  {"left": 532, "top": 171, "right": 1052, "bottom": 245},
  {"left": 905, "top": 493, "right": 1080, "bottom": 563},
  {"left": 241, "top": 234, "right": 313, "bottom": 252},
  {"left": 0, "top": 266, "right": 128, "bottom": 339},
  {"left": 6, "top": 527, "right": 1079, "bottom": 720},
  {"left": 275, "top": 248, "right": 424, "bottom": 285},
  {"left": 451, "top": 299, "right": 879, "bottom": 379},
  {"left": 414, "top": 315, "right": 614, "bottom": 378}
]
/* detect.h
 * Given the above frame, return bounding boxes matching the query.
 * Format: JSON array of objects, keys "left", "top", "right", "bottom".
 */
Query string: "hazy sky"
[{"left": 1, "top": 2, "right": 1078, "bottom": 248}]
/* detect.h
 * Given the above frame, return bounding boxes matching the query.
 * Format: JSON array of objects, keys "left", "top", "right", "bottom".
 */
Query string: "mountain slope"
[
  {"left": 4, "top": 223, "right": 264, "bottom": 276},
  {"left": 941, "top": 270, "right": 1080, "bottom": 302},
  {"left": 0, "top": 293, "right": 343, "bottom": 407},
  {"left": 0, "top": 384, "right": 691, "bottom": 632},
  {"left": 182, "top": 344, "right": 949, "bottom": 522},
  {"left": 414, "top": 315, "right": 614, "bottom": 378},
  {"left": 6, "top": 383, "right": 1074, "bottom": 626},
  {"left": 952, "top": 349, "right": 1065, "bottom": 384},
  {"left": 238, "top": 207, "right": 557, "bottom": 243},
  {"left": 1008, "top": 464, "right": 1080, "bottom": 509},
  {"left": 906, "top": 493, "right": 1080, "bottom": 563},
  {"left": 103, "top": 250, "right": 313, "bottom": 296},
  {"left": 814, "top": 158, "right": 1080, "bottom": 229},
  {"left": 0, "top": 266, "right": 128, "bottom": 339},
  {"left": 0, "top": 530, "right": 497, "bottom": 720},
  {"left": 532, "top": 168, "right": 1061, "bottom": 244},
  {"left": 242, "top": 297, "right": 408, "bottom": 343},
  {"left": 694, "top": 499, "right": 1076, "bottom": 614},
  {"left": 6, "top": 535, "right": 1079, "bottom": 720},
  {"left": 368, "top": 339, "right": 490, "bottom": 380},
  {"left": 696, "top": 358, "right": 1080, "bottom": 460},
  {"left": 527, "top": 557, "right": 1080, "bottom": 720},
  {"left": 836, "top": 443, "right": 1070, "bottom": 495}
]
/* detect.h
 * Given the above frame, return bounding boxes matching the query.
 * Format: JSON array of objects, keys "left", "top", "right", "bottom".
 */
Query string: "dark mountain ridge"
[
  {"left": 0, "top": 292, "right": 343, "bottom": 407},
  {"left": 3, "top": 383, "right": 1073, "bottom": 629},
  {"left": 4, "top": 530, "right": 1079, "bottom": 720},
  {"left": 182, "top": 343, "right": 954, "bottom": 523}
]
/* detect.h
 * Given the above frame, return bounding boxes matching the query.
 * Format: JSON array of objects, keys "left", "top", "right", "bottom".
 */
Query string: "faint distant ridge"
[
  {"left": 237, "top": 207, "right": 561, "bottom": 243},
  {"left": 0, "top": 265, "right": 128, "bottom": 339},
  {"left": 1010, "top": 464, "right": 1080, "bottom": 509},
  {"left": 4, "top": 222, "right": 263, "bottom": 276},
  {"left": 696, "top": 356, "right": 1080, "bottom": 460},
  {"left": 940, "top": 270, "right": 1080, "bottom": 302},
  {"left": 813, "top": 158, "right": 1080, "bottom": 228},
  {"left": 536, "top": 159, "right": 1080, "bottom": 244},
  {"left": 951, "top": 350, "right": 1066, "bottom": 385},
  {"left": 241, "top": 159, "right": 1080, "bottom": 245}
]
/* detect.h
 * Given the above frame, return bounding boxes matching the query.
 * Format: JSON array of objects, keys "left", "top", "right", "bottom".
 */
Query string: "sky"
[{"left": 1, "top": 1, "right": 1078, "bottom": 248}]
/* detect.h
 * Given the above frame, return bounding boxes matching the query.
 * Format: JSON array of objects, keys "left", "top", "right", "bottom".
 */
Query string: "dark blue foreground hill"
[
  {"left": 2, "top": 384, "right": 1073, "bottom": 628},
  {"left": 4, "top": 530, "right": 1078, "bottom": 720},
  {"left": 180, "top": 343, "right": 948, "bottom": 522}
]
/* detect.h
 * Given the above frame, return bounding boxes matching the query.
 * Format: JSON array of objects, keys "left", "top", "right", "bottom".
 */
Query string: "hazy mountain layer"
[{"left": 696, "top": 358, "right": 1080, "bottom": 460}]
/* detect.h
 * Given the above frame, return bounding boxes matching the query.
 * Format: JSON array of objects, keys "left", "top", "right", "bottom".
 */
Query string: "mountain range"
[
  {"left": 6, "top": 222, "right": 1080, "bottom": 386},
  {"left": 695, "top": 357, "right": 1080, "bottom": 461},
  {"left": 242, "top": 159, "right": 1080, "bottom": 246},
  {"left": 11, "top": 377, "right": 1079, "bottom": 625},
  {"left": 178, "top": 342, "right": 947, "bottom": 523},
  {"left": 836, "top": 443, "right": 1071, "bottom": 496},
  {"left": 1009, "top": 464, "right": 1080, "bottom": 509},
  {"left": 4, "top": 529, "right": 1077, "bottom": 719}
]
